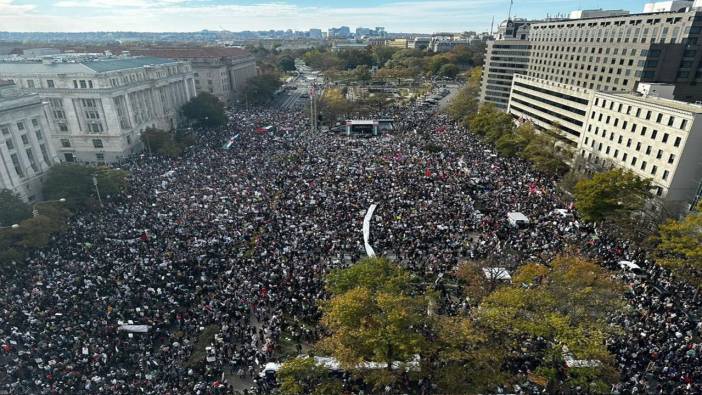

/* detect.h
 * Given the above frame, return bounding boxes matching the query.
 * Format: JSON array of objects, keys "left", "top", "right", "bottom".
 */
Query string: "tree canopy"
[
  {"left": 241, "top": 74, "right": 283, "bottom": 106},
  {"left": 477, "top": 255, "right": 624, "bottom": 393},
  {"left": 278, "top": 55, "right": 296, "bottom": 72},
  {"left": 142, "top": 127, "right": 195, "bottom": 158},
  {"left": 181, "top": 92, "right": 226, "bottom": 127},
  {"left": 656, "top": 204, "right": 702, "bottom": 288},
  {"left": 574, "top": 169, "right": 651, "bottom": 223},
  {"left": 43, "top": 164, "right": 129, "bottom": 209},
  {"left": 276, "top": 357, "right": 343, "bottom": 395},
  {"left": 0, "top": 189, "right": 32, "bottom": 226}
]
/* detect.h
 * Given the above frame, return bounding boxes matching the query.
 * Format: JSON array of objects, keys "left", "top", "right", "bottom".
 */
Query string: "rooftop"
[
  {"left": 128, "top": 47, "right": 251, "bottom": 60},
  {"left": 601, "top": 91, "right": 702, "bottom": 114},
  {"left": 0, "top": 56, "right": 180, "bottom": 74},
  {"left": 532, "top": 8, "right": 697, "bottom": 26}
]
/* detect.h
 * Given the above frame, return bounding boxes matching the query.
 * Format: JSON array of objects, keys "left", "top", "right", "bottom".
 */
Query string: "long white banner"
[{"left": 363, "top": 204, "right": 378, "bottom": 257}]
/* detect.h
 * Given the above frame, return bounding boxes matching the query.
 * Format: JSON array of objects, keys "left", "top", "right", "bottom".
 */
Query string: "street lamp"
[{"left": 92, "top": 175, "right": 103, "bottom": 208}]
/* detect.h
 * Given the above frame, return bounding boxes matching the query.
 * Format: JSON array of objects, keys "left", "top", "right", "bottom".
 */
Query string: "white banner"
[
  {"left": 363, "top": 204, "right": 378, "bottom": 257},
  {"left": 117, "top": 325, "right": 150, "bottom": 333}
]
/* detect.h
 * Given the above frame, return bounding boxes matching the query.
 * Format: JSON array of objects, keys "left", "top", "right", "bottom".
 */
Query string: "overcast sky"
[{"left": 1, "top": 0, "right": 651, "bottom": 33}]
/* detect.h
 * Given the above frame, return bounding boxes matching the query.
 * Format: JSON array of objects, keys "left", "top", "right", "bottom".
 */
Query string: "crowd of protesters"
[{"left": 0, "top": 100, "right": 700, "bottom": 394}]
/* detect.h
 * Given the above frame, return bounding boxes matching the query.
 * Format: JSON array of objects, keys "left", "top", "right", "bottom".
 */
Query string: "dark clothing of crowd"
[{"left": 0, "top": 104, "right": 700, "bottom": 394}]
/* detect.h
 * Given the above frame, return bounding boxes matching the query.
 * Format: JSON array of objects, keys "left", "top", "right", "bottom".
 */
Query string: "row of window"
[
  {"left": 587, "top": 120, "right": 682, "bottom": 149},
  {"left": 526, "top": 71, "right": 630, "bottom": 91},
  {"left": 59, "top": 138, "right": 103, "bottom": 148},
  {"left": 593, "top": 98, "right": 690, "bottom": 131},
  {"left": 582, "top": 143, "right": 672, "bottom": 184}
]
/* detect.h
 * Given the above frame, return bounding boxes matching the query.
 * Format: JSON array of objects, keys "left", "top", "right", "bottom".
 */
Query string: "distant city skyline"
[{"left": 0, "top": 0, "right": 665, "bottom": 33}]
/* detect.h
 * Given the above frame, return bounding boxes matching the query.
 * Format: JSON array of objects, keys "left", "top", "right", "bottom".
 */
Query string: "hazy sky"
[{"left": 1, "top": 0, "right": 651, "bottom": 33}]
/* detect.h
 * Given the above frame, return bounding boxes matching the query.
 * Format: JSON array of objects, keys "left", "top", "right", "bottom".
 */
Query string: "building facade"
[
  {"left": 526, "top": 9, "right": 702, "bottom": 101},
  {"left": 479, "top": 40, "right": 532, "bottom": 109},
  {"left": 479, "top": 19, "right": 541, "bottom": 110},
  {"left": 508, "top": 74, "right": 592, "bottom": 145},
  {"left": 0, "top": 81, "right": 57, "bottom": 202},
  {"left": 578, "top": 89, "right": 702, "bottom": 212},
  {"left": 129, "top": 48, "right": 257, "bottom": 104},
  {"left": 507, "top": 75, "right": 702, "bottom": 213},
  {"left": 0, "top": 56, "right": 196, "bottom": 164}
]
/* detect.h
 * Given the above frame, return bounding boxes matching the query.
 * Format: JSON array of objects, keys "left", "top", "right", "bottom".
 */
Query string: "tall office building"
[
  {"left": 526, "top": 8, "right": 702, "bottom": 101},
  {"left": 0, "top": 55, "right": 196, "bottom": 164},
  {"left": 479, "top": 19, "right": 538, "bottom": 109},
  {"left": 0, "top": 81, "right": 57, "bottom": 202}
]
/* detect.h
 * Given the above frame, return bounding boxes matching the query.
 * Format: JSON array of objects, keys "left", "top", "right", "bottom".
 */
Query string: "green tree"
[
  {"left": 656, "top": 204, "right": 702, "bottom": 288},
  {"left": 43, "top": 164, "right": 128, "bottom": 209},
  {"left": 438, "top": 63, "right": 460, "bottom": 78},
  {"left": 318, "top": 287, "right": 426, "bottom": 377},
  {"left": 326, "top": 257, "right": 412, "bottom": 295},
  {"left": 352, "top": 65, "right": 372, "bottom": 82},
  {"left": 278, "top": 55, "right": 297, "bottom": 72},
  {"left": 241, "top": 74, "right": 283, "bottom": 106},
  {"left": 0, "top": 189, "right": 31, "bottom": 226},
  {"left": 303, "top": 49, "right": 340, "bottom": 71},
  {"left": 574, "top": 169, "right": 651, "bottom": 223},
  {"left": 0, "top": 200, "right": 71, "bottom": 269},
  {"left": 181, "top": 92, "right": 226, "bottom": 127},
  {"left": 520, "top": 127, "right": 570, "bottom": 176},
  {"left": 446, "top": 67, "right": 481, "bottom": 122},
  {"left": 427, "top": 56, "right": 451, "bottom": 75},
  {"left": 142, "top": 128, "right": 194, "bottom": 158},
  {"left": 277, "top": 357, "right": 343, "bottom": 395},
  {"left": 468, "top": 104, "right": 514, "bottom": 142},
  {"left": 337, "top": 49, "right": 374, "bottom": 70},
  {"left": 477, "top": 255, "right": 623, "bottom": 393},
  {"left": 319, "top": 88, "right": 352, "bottom": 127},
  {"left": 372, "top": 46, "right": 400, "bottom": 67}
]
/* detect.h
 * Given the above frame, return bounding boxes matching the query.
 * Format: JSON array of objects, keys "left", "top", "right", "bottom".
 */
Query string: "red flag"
[
  {"left": 425, "top": 168, "right": 431, "bottom": 177},
  {"left": 528, "top": 182, "right": 537, "bottom": 195},
  {"left": 140, "top": 230, "right": 149, "bottom": 242}
]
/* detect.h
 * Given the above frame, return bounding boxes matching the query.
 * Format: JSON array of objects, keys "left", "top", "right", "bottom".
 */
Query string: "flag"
[
  {"left": 528, "top": 183, "right": 537, "bottom": 195},
  {"left": 425, "top": 167, "right": 431, "bottom": 177},
  {"left": 140, "top": 230, "right": 149, "bottom": 242}
]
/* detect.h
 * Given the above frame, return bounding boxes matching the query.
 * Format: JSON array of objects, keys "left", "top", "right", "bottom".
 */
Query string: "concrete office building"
[
  {"left": 507, "top": 75, "right": 702, "bottom": 213},
  {"left": 508, "top": 74, "right": 592, "bottom": 144},
  {"left": 129, "top": 47, "right": 256, "bottom": 104},
  {"left": 526, "top": 8, "right": 702, "bottom": 101},
  {"left": 0, "top": 56, "right": 196, "bottom": 164},
  {"left": 569, "top": 9, "right": 630, "bottom": 19},
  {"left": 479, "top": 19, "right": 538, "bottom": 109},
  {"left": 643, "top": 1, "right": 694, "bottom": 13},
  {"left": 578, "top": 86, "right": 702, "bottom": 212},
  {"left": 0, "top": 81, "right": 57, "bottom": 202}
]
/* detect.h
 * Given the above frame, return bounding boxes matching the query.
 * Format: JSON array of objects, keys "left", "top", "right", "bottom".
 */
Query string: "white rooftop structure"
[
  {"left": 643, "top": 1, "right": 694, "bottom": 12},
  {"left": 569, "top": 9, "right": 630, "bottom": 19}
]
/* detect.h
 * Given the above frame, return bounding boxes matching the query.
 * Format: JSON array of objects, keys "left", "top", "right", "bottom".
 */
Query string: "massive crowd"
[{"left": 0, "top": 100, "right": 700, "bottom": 394}]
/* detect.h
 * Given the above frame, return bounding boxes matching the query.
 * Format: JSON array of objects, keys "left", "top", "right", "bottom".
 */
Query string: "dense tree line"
[{"left": 277, "top": 255, "right": 624, "bottom": 393}]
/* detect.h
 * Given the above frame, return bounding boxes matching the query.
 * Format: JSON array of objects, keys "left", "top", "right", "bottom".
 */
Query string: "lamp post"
[{"left": 92, "top": 175, "right": 103, "bottom": 208}]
